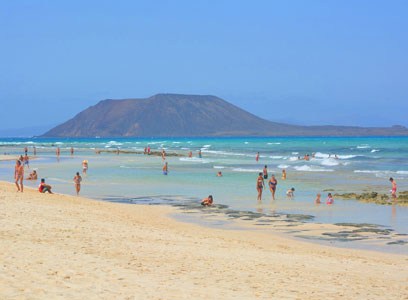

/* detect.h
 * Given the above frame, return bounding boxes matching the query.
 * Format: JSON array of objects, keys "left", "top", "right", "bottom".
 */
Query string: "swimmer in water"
[
  {"left": 315, "top": 193, "right": 321, "bottom": 204},
  {"left": 326, "top": 193, "right": 334, "bottom": 204}
]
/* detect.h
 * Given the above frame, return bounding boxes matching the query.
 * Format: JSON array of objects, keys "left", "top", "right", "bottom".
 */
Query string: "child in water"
[
  {"left": 286, "top": 187, "right": 295, "bottom": 198},
  {"left": 315, "top": 193, "right": 321, "bottom": 204},
  {"left": 326, "top": 193, "right": 334, "bottom": 204}
]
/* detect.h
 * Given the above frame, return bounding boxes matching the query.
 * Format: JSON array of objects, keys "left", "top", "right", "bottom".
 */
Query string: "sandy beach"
[{"left": 0, "top": 181, "right": 407, "bottom": 299}]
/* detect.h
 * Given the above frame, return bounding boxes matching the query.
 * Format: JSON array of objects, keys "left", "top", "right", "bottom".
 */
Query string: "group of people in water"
[
  {"left": 13, "top": 146, "right": 399, "bottom": 208},
  {"left": 14, "top": 147, "right": 85, "bottom": 196}
]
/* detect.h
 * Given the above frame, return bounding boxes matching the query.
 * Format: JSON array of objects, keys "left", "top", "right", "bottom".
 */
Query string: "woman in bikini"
[
  {"left": 256, "top": 172, "right": 265, "bottom": 200},
  {"left": 14, "top": 160, "right": 24, "bottom": 192},
  {"left": 268, "top": 174, "right": 278, "bottom": 200}
]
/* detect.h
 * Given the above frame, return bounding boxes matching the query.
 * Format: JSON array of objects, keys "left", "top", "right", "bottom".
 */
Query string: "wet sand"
[{"left": 0, "top": 181, "right": 407, "bottom": 299}]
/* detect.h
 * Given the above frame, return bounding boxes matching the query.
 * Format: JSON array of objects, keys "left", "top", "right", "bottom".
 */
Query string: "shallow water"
[{"left": 1, "top": 137, "right": 407, "bottom": 253}]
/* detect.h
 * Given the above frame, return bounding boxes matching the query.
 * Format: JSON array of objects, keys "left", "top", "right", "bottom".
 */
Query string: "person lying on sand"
[
  {"left": 26, "top": 170, "right": 37, "bottom": 180},
  {"left": 201, "top": 195, "right": 213, "bottom": 206}
]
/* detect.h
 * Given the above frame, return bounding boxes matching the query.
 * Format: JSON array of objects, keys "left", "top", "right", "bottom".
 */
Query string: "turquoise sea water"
[{"left": 1, "top": 137, "right": 407, "bottom": 252}]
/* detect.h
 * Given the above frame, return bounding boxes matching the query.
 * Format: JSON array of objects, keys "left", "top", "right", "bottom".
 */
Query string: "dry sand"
[{"left": 0, "top": 181, "right": 407, "bottom": 299}]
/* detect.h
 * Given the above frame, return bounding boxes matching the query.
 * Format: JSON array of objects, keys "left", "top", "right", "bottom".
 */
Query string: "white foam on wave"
[
  {"left": 244, "top": 142, "right": 249, "bottom": 144},
  {"left": 202, "top": 145, "right": 211, "bottom": 148},
  {"left": 289, "top": 157, "right": 299, "bottom": 161},
  {"left": 396, "top": 171, "right": 408, "bottom": 175},
  {"left": 314, "top": 152, "right": 330, "bottom": 158},
  {"left": 292, "top": 152, "right": 299, "bottom": 155},
  {"left": 106, "top": 141, "right": 123, "bottom": 147},
  {"left": 357, "top": 144, "right": 370, "bottom": 149},
  {"left": 269, "top": 156, "right": 284, "bottom": 159},
  {"left": 267, "top": 142, "right": 281, "bottom": 145},
  {"left": 337, "top": 154, "right": 357, "bottom": 159},
  {"left": 213, "top": 166, "right": 225, "bottom": 169},
  {"left": 294, "top": 165, "right": 334, "bottom": 172},
  {"left": 371, "top": 149, "right": 380, "bottom": 153},
  {"left": 354, "top": 170, "right": 378, "bottom": 174},
  {"left": 320, "top": 158, "right": 340, "bottom": 166},
  {"left": 201, "top": 150, "right": 249, "bottom": 157},
  {"left": 179, "top": 157, "right": 211, "bottom": 164},
  {"left": 54, "top": 142, "right": 64, "bottom": 145},
  {"left": 278, "top": 164, "right": 289, "bottom": 169},
  {"left": 232, "top": 168, "right": 261, "bottom": 173}
]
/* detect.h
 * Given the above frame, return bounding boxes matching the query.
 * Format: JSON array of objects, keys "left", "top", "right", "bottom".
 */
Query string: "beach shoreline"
[{"left": 1, "top": 181, "right": 407, "bottom": 299}]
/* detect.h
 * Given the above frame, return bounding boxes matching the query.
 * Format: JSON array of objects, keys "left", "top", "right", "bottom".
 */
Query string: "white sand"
[{"left": 0, "top": 181, "right": 407, "bottom": 299}]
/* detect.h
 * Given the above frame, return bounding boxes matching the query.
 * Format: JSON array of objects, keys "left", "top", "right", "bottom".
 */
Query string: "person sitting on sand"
[
  {"left": 286, "top": 187, "right": 295, "bottom": 198},
  {"left": 26, "top": 170, "right": 38, "bottom": 180},
  {"left": 315, "top": 193, "right": 321, "bottom": 204},
  {"left": 326, "top": 193, "right": 334, "bottom": 204},
  {"left": 389, "top": 177, "right": 397, "bottom": 198},
  {"left": 38, "top": 178, "right": 53, "bottom": 194},
  {"left": 201, "top": 195, "right": 213, "bottom": 206},
  {"left": 217, "top": 171, "right": 223, "bottom": 177}
]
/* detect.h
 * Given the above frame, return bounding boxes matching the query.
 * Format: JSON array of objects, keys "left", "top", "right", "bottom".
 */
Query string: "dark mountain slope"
[{"left": 42, "top": 94, "right": 408, "bottom": 137}]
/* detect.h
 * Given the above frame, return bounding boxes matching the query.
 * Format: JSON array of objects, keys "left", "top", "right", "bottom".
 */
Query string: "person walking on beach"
[
  {"left": 56, "top": 147, "right": 60, "bottom": 157},
  {"left": 163, "top": 162, "right": 168, "bottom": 175},
  {"left": 162, "top": 149, "right": 166, "bottom": 161},
  {"left": 268, "top": 174, "right": 278, "bottom": 200},
  {"left": 33, "top": 146, "right": 37, "bottom": 156},
  {"left": 14, "top": 160, "right": 24, "bottom": 192},
  {"left": 256, "top": 172, "right": 265, "bottom": 200},
  {"left": 390, "top": 177, "right": 397, "bottom": 198},
  {"left": 23, "top": 154, "right": 30, "bottom": 168},
  {"left": 263, "top": 165, "right": 268, "bottom": 179},
  {"left": 82, "top": 160, "right": 88, "bottom": 174},
  {"left": 73, "top": 172, "right": 82, "bottom": 195}
]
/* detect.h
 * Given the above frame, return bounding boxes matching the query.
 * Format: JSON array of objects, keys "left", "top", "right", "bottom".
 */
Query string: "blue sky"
[{"left": 1, "top": 0, "right": 407, "bottom": 132}]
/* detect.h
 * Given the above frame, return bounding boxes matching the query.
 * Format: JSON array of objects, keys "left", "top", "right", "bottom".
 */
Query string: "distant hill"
[{"left": 42, "top": 94, "right": 408, "bottom": 137}]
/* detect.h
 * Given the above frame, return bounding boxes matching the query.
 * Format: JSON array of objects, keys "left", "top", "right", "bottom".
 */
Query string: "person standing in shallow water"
[
  {"left": 256, "top": 172, "right": 265, "bottom": 200},
  {"left": 268, "top": 174, "right": 278, "bottom": 200},
  {"left": 263, "top": 165, "right": 268, "bottom": 179},
  {"left": 390, "top": 177, "right": 397, "bottom": 199},
  {"left": 73, "top": 172, "right": 82, "bottom": 195},
  {"left": 256, "top": 152, "right": 260, "bottom": 162},
  {"left": 282, "top": 169, "right": 286, "bottom": 180}
]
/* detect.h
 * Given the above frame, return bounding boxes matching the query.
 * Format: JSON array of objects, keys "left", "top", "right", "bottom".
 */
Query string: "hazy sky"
[{"left": 1, "top": 0, "right": 407, "bottom": 131}]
